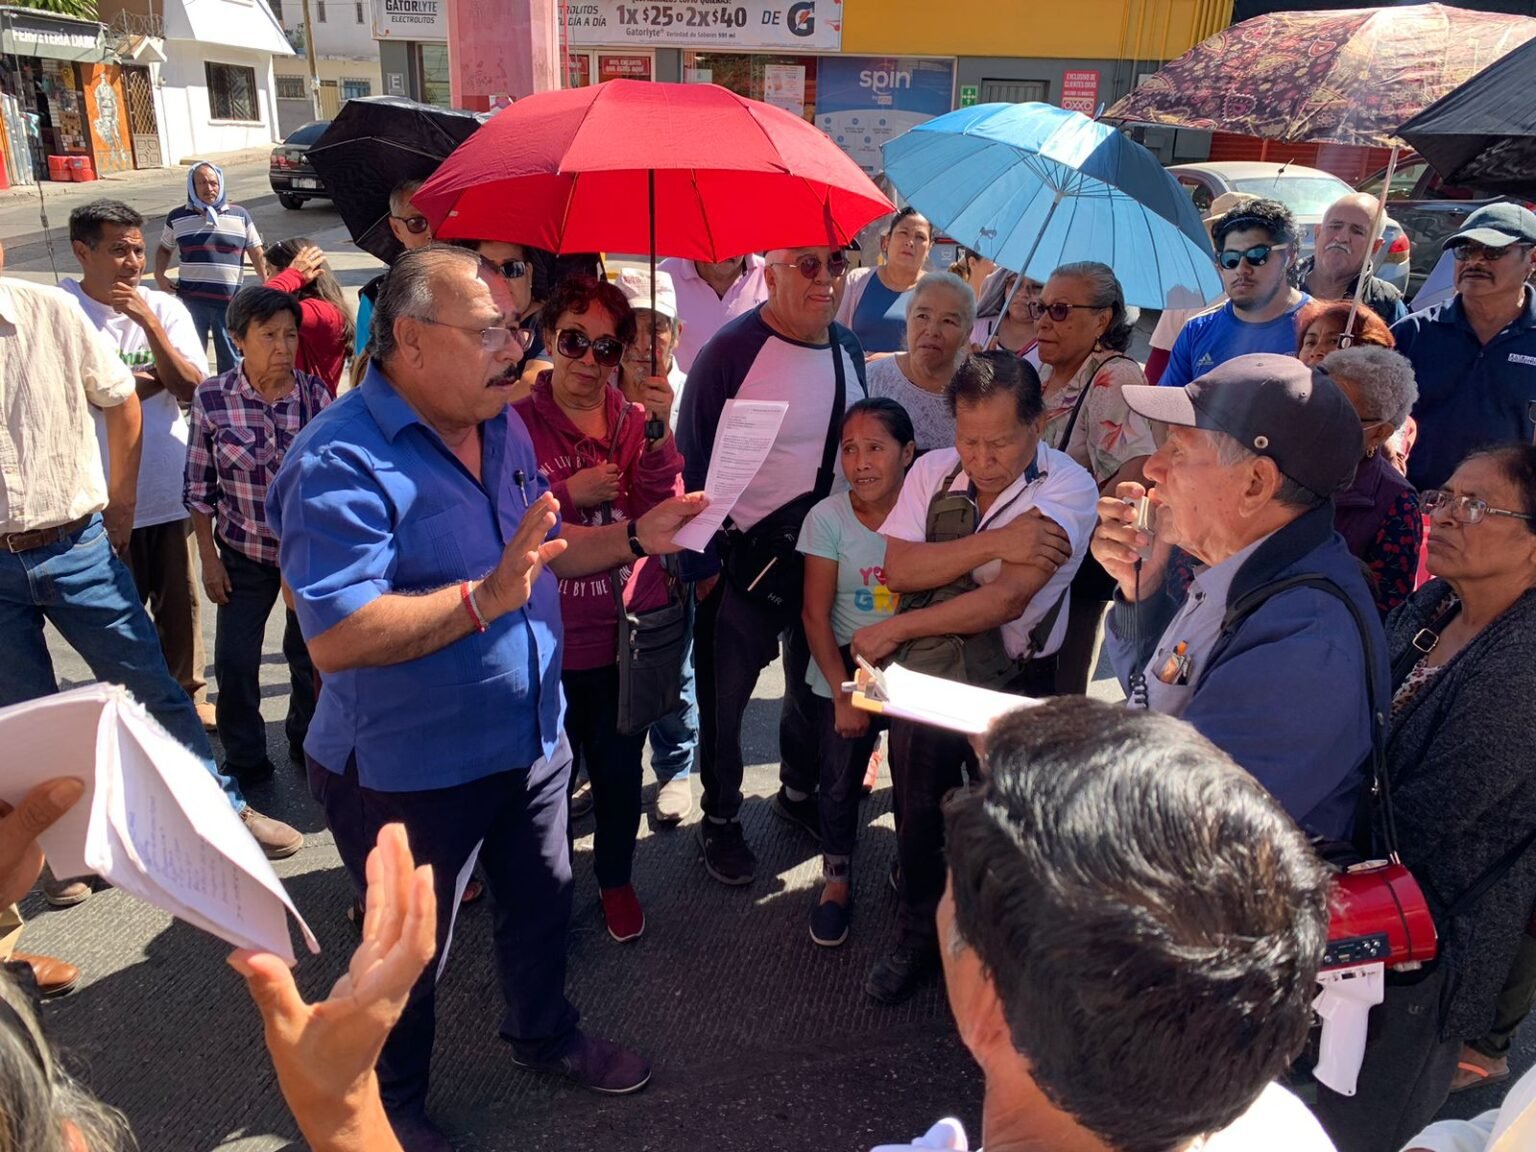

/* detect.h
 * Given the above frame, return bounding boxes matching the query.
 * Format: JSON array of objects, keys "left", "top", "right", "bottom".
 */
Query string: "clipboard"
[{"left": 843, "top": 658, "right": 1040, "bottom": 737}]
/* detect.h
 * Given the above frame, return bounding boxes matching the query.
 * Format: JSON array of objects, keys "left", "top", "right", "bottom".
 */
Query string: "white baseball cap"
[{"left": 614, "top": 267, "right": 678, "bottom": 320}]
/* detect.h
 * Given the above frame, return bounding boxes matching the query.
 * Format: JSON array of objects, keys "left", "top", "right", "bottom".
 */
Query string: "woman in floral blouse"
[{"left": 1034, "top": 261, "right": 1158, "bottom": 692}]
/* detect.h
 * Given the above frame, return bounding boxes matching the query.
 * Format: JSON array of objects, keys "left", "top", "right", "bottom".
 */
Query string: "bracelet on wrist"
[{"left": 460, "top": 580, "right": 489, "bottom": 632}]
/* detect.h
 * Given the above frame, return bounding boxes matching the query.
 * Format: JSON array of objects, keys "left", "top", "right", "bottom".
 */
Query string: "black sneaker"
[
  {"left": 865, "top": 943, "right": 938, "bottom": 1005},
  {"left": 771, "top": 787, "right": 821, "bottom": 841},
  {"left": 697, "top": 819, "right": 756, "bottom": 886},
  {"left": 511, "top": 1031, "right": 652, "bottom": 1094},
  {"left": 809, "top": 894, "right": 851, "bottom": 947}
]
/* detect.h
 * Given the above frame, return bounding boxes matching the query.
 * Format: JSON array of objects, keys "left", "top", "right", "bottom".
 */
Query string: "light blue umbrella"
[{"left": 882, "top": 102, "right": 1222, "bottom": 308}]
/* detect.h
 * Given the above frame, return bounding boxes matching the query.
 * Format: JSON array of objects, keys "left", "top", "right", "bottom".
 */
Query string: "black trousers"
[
  {"left": 215, "top": 542, "right": 314, "bottom": 769},
  {"left": 1311, "top": 964, "right": 1462, "bottom": 1152},
  {"left": 561, "top": 664, "right": 644, "bottom": 889},
  {"left": 694, "top": 578, "right": 820, "bottom": 821},
  {"left": 811, "top": 681, "right": 882, "bottom": 860},
  {"left": 308, "top": 749, "right": 580, "bottom": 1120},
  {"left": 888, "top": 659, "right": 1054, "bottom": 950}
]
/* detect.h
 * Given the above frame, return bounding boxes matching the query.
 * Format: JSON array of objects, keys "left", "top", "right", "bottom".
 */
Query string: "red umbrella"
[{"left": 411, "top": 79, "right": 892, "bottom": 258}]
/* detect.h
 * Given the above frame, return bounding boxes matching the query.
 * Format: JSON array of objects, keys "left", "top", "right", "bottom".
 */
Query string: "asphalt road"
[{"left": 3, "top": 151, "right": 1528, "bottom": 1151}]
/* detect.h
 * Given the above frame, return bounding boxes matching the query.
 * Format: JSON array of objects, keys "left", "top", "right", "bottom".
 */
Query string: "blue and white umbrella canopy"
[{"left": 883, "top": 102, "right": 1222, "bottom": 309}]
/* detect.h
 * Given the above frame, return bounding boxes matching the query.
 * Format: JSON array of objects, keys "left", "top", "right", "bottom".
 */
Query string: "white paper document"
[
  {"left": 0, "top": 684, "right": 318, "bottom": 963},
  {"left": 849, "top": 662, "right": 1042, "bottom": 736},
  {"left": 672, "top": 399, "right": 789, "bottom": 552}
]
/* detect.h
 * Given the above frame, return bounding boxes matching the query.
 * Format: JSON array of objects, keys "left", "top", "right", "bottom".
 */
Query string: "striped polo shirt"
[{"left": 159, "top": 203, "right": 262, "bottom": 304}]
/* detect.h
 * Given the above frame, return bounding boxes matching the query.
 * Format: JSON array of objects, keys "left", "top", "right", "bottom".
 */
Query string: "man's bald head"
[{"left": 1314, "top": 193, "right": 1388, "bottom": 282}]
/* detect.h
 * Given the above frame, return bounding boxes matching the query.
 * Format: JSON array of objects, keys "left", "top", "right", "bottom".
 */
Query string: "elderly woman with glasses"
[
  {"left": 512, "top": 274, "right": 681, "bottom": 945},
  {"left": 1317, "top": 345, "right": 1422, "bottom": 616},
  {"left": 863, "top": 271, "right": 976, "bottom": 453},
  {"left": 1314, "top": 443, "right": 1536, "bottom": 1152}
]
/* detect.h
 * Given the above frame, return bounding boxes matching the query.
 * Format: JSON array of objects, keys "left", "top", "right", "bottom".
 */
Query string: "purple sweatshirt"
[{"left": 513, "top": 374, "right": 683, "bottom": 671}]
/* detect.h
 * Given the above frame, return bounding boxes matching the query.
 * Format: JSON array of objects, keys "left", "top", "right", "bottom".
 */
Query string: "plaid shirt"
[{"left": 184, "top": 365, "right": 330, "bottom": 565}]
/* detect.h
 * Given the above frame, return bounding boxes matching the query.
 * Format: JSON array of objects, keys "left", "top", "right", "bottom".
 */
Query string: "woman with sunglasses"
[
  {"left": 971, "top": 272, "right": 1044, "bottom": 365},
  {"left": 264, "top": 238, "right": 355, "bottom": 396},
  {"left": 836, "top": 207, "right": 935, "bottom": 355},
  {"left": 1034, "top": 262, "right": 1157, "bottom": 694},
  {"left": 1313, "top": 345, "right": 1421, "bottom": 617},
  {"left": 1314, "top": 444, "right": 1536, "bottom": 1152},
  {"left": 512, "top": 275, "right": 681, "bottom": 944}
]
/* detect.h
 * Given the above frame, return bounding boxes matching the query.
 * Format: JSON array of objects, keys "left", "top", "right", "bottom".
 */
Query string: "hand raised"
[{"left": 477, "top": 492, "right": 566, "bottom": 619}]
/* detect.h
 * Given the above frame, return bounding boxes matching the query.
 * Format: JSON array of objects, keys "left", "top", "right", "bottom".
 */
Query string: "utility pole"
[{"left": 298, "top": 0, "right": 324, "bottom": 121}]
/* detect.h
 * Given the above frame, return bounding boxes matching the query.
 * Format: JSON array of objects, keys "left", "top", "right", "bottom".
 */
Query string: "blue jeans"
[
  {"left": 181, "top": 293, "right": 237, "bottom": 374},
  {"left": 0, "top": 515, "right": 243, "bottom": 811},
  {"left": 647, "top": 590, "right": 697, "bottom": 783}
]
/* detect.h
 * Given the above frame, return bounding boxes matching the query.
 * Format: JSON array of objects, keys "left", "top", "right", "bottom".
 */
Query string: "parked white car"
[{"left": 1169, "top": 161, "right": 1412, "bottom": 295}]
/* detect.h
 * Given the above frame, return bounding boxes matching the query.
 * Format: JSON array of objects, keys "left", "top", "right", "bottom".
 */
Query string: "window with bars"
[
  {"left": 276, "top": 75, "right": 307, "bottom": 100},
  {"left": 341, "top": 78, "right": 371, "bottom": 100},
  {"left": 206, "top": 62, "right": 259, "bottom": 122}
]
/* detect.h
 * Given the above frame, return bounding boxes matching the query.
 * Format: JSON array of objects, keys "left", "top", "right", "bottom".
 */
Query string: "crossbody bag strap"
[
  {"left": 814, "top": 336, "right": 850, "bottom": 503},
  {"left": 1442, "top": 825, "right": 1536, "bottom": 921},
  {"left": 1056, "top": 353, "right": 1135, "bottom": 454},
  {"left": 1390, "top": 599, "right": 1462, "bottom": 691},
  {"left": 1222, "top": 574, "right": 1395, "bottom": 856}
]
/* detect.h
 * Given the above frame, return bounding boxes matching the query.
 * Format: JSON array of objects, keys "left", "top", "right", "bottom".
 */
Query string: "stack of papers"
[
  {"left": 0, "top": 684, "right": 317, "bottom": 964},
  {"left": 849, "top": 662, "right": 1042, "bottom": 736}
]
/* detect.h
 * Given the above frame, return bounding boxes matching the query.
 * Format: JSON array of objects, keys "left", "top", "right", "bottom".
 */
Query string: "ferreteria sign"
[
  {"left": 0, "top": 11, "right": 108, "bottom": 63},
  {"left": 565, "top": 0, "right": 842, "bottom": 52},
  {"left": 373, "top": 0, "right": 448, "bottom": 41}
]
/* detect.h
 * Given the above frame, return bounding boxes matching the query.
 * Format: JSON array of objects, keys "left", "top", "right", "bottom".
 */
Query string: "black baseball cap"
[
  {"left": 1442, "top": 202, "right": 1536, "bottom": 250},
  {"left": 1121, "top": 354, "right": 1361, "bottom": 499}
]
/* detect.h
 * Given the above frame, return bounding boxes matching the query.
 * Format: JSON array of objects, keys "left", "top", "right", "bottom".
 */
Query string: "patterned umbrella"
[{"left": 1107, "top": 3, "right": 1536, "bottom": 149}]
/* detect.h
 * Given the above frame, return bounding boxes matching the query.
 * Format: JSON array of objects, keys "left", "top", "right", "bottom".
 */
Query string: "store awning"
[
  {"left": 168, "top": 0, "right": 293, "bottom": 55},
  {"left": 0, "top": 8, "right": 111, "bottom": 63}
]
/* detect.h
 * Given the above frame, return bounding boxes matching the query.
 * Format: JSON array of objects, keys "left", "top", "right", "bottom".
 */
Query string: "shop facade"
[{"left": 373, "top": 0, "right": 1233, "bottom": 169}]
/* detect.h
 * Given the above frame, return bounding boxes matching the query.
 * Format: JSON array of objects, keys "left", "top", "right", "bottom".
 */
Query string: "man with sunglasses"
[
  {"left": 269, "top": 245, "right": 707, "bottom": 1151},
  {"left": 1392, "top": 203, "right": 1536, "bottom": 491},
  {"left": 355, "top": 179, "right": 436, "bottom": 358},
  {"left": 678, "top": 244, "right": 867, "bottom": 885},
  {"left": 1161, "top": 199, "right": 1310, "bottom": 390}
]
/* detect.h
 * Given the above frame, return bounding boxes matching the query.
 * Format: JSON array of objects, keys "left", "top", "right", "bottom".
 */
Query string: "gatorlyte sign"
[{"left": 564, "top": 0, "right": 841, "bottom": 51}]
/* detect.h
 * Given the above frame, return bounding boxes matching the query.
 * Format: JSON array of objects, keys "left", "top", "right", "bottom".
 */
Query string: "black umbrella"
[
  {"left": 1397, "top": 38, "right": 1536, "bottom": 196},
  {"left": 306, "top": 96, "right": 487, "bottom": 264}
]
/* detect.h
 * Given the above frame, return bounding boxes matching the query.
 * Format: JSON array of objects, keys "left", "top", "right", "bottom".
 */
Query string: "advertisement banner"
[
  {"left": 565, "top": 0, "right": 841, "bottom": 52},
  {"left": 373, "top": 0, "right": 448, "bottom": 40},
  {"left": 816, "top": 56, "right": 954, "bottom": 177}
]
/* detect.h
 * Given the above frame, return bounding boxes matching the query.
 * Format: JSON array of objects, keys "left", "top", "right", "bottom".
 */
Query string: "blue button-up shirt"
[
  {"left": 267, "top": 364, "right": 564, "bottom": 792},
  {"left": 1396, "top": 288, "right": 1536, "bottom": 491}
]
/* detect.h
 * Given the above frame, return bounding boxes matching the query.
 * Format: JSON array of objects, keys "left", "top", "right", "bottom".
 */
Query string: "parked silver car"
[{"left": 1169, "top": 161, "right": 1412, "bottom": 295}]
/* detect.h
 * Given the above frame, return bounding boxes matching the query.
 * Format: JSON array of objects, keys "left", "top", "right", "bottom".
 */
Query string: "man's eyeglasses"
[
  {"left": 1038, "top": 302, "right": 1107, "bottom": 322},
  {"left": 391, "top": 214, "right": 430, "bottom": 235},
  {"left": 1421, "top": 489, "right": 1535, "bottom": 525},
  {"left": 770, "top": 252, "right": 850, "bottom": 280},
  {"left": 1450, "top": 241, "right": 1531, "bottom": 263},
  {"left": 555, "top": 328, "right": 626, "bottom": 367},
  {"left": 1216, "top": 243, "right": 1289, "bottom": 271},
  {"left": 415, "top": 316, "right": 532, "bottom": 353}
]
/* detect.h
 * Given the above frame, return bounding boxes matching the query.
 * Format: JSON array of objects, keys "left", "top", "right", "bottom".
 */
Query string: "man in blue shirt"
[
  {"left": 1162, "top": 199, "right": 1310, "bottom": 388},
  {"left": 1394, "top": 203, "right": 1536, "bottom": 491},
  {"left": 268, "top": 245, "right": 704, "bottom": 1152}
]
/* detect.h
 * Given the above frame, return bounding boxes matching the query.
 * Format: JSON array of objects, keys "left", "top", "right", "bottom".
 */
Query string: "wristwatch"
[{"left": 627, "top": 519, "right": 647, "bottom": 558}]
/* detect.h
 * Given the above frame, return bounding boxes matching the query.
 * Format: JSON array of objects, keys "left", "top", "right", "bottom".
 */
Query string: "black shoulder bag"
[
  {"left": 718, "top": 338, "right": 849, "bottom": 625},
  {"left": 599, "top": 406, "right": 689, "bottom": 735}
]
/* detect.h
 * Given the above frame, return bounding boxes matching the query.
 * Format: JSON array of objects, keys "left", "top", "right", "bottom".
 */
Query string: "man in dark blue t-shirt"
[{"left": 1162, "top": 199, "right": 1310, "bottom": 388}]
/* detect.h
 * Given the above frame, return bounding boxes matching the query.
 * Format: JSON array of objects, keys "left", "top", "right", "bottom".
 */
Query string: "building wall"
[
  {"left": 270, "top": 0, "right": 378, "bottom": 58},
  {"left": 159, "top": 42, "right": 281, "bottom": 161},
  {"left": 842, "top": 0, "right": 1233, "bottom": 62}
]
